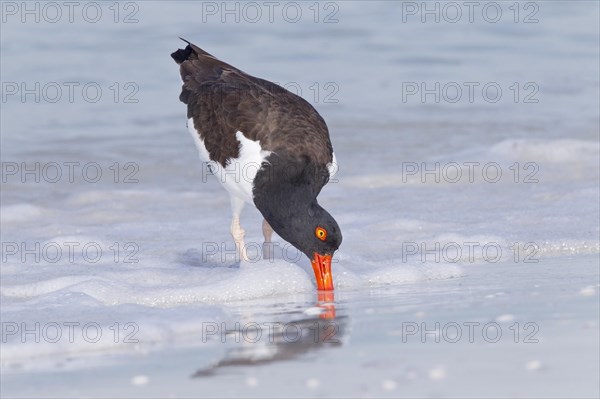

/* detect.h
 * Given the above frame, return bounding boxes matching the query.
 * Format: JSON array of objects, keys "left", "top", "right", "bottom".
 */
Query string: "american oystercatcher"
[{"left": 171, "top": 39, "right": 342, "bottom": 291}]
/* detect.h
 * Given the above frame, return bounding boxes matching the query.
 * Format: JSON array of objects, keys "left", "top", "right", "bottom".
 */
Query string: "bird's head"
[
  {"left": 279, "top": 203, "right": 342, "bottom": 291},
  {"left": 253, "top": 154, "right": 342, "bottom": 290},
  {"left": 258, "top": 200, "right": 342, "bottom": 291}
]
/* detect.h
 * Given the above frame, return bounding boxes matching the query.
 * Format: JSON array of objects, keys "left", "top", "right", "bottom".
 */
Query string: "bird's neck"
[{"left": 252, "top": 153, "right": 327, "bottom": 232}]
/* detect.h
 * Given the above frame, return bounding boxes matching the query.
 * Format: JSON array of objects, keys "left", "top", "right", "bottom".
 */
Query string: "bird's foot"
[
  {"left": 237, "top": 244, "right": 249, "bottom": 263},
  {"left": 262, "top": 242, "right": 274, "bottom": 260},
  {"left": 262, "top": 219, "right": 274, "bottom": 260}
]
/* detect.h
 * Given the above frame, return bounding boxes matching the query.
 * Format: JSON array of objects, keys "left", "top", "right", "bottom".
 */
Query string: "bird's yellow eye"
[{"left": 315, "top": 226, "right": 327, "bottom": 241}]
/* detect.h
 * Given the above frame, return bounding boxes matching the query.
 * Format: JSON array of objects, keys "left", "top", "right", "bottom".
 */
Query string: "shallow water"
[
  {"left": 1, "top": 1, "right": 599, "bottom": 397},
  {"left": 2, "top": 257, "right": 599, "bottom": 397}
]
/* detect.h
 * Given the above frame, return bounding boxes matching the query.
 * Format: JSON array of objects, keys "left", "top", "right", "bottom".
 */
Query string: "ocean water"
[{"left": 1, "top": 1, "right": 599, "bottom": 397}]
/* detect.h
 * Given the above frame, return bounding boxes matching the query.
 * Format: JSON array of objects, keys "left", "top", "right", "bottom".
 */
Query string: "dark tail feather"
[
  {"left": 171, "top": 38, "right": 193, "bottom": 64},
  {"left": 171, "top": 38, "right": 215, "bottom": 64}
]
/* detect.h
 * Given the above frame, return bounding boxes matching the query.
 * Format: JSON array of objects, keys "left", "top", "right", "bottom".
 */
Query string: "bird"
[{"left": 171, "top": 39, "right": 342, "bottom": 291}]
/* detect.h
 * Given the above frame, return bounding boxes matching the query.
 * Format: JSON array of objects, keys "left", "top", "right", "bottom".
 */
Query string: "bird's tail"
[
  {"left": 170, "top": 38, "right": 193, "bottom": 64},
  {"left": 171, "top": 38, "right": 215, "bottom": 64}
]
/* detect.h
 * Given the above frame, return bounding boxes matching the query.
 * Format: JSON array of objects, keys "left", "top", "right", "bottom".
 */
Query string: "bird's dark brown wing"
[{"left": 172, "top": 40, "right": 334, "bottom": 167}]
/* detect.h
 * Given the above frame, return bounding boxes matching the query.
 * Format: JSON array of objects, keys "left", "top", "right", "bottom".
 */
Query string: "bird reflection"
[
  {"left": 192, "top": 293, "right": 347, "bottom": 377},
  {"left": 316, "top": 291, "right": 336, "bottom": 319}
]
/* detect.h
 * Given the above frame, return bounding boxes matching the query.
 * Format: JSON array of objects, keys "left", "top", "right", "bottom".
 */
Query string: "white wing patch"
[
  {"left": 327, "top": 153, "right": 338, "bottom": 180},
  {"left": 187, "top": 118, "right": 271, "bottom": 204}
]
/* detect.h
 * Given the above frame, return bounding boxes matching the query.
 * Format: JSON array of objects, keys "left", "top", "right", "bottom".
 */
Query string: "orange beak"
[{"left": 311, "top": 253, "right": 334, "bottom": 291}]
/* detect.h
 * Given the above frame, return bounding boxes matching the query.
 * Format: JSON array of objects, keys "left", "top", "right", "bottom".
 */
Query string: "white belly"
[{"left": 187, "top": 118, "right": 271, "bottom": 204}]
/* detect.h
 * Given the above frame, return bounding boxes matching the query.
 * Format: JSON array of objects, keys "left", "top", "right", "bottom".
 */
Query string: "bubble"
[
  {"left": 428, "top": 366, "right": 446, "bottom": 381},
  {"left": 131, "top": 375, "right": 149, "bottom": 386},
  {"left": 382, "top": 380, "right": 397, "bottom": 391},
  {"left": 306, "top": 378, "right": 320, "bottom": 389},
  {"left": 580, "top": 286, "right": 596, "bottom": 296},
  {"left": 525, "top": 360, "right": 542, "bottom": 371},
  {"left": 496, "top": 314, "right": 515, "bottom": 323},
  {"left": 246, "top": 376, "right": 259, "bottom": 387}
]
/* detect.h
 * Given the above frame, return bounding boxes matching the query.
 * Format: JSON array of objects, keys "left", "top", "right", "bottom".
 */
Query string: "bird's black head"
[
  {"left": 261, "top": 200, "right": 342, "bottom": 291},
  {"left": 274, "top": 201, "right": 342, "bottom": 259},
  {"left": 253, "top": 153, "right": 342, "bottom": 290}
]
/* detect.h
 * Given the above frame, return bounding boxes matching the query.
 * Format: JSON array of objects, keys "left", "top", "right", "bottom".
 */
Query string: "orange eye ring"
[{"left": 315, "top": 226, "right": 327, "bottom": 241}]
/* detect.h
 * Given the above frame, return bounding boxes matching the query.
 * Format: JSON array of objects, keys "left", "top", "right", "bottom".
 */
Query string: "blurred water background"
[{"left": 1, "top": 1, "right": 599, "bottom": 397}]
